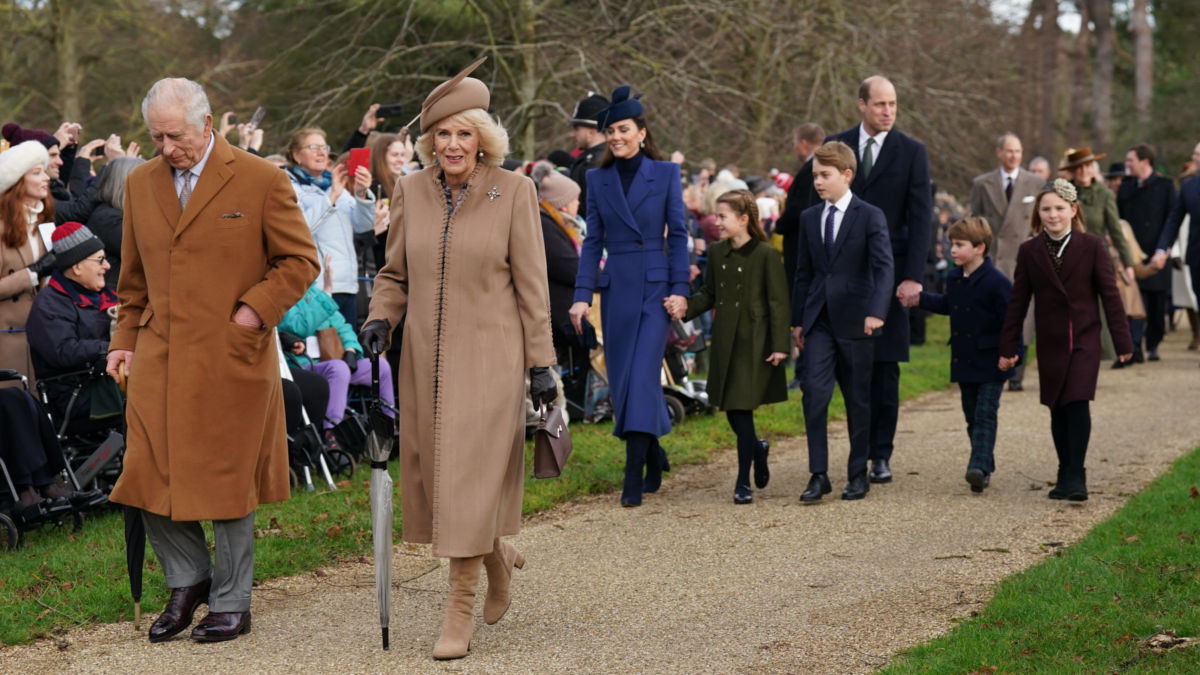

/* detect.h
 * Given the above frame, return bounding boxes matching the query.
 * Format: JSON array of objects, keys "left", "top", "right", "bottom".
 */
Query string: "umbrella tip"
[
  {"left": 383, "top": 627, "right": 389, "bottom": 650},
  {"left": 134, "top": 601, "right": 141, "bottom": 628}
]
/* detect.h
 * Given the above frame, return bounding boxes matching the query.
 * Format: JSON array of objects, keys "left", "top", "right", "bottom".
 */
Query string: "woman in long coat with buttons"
[{"left": 569, "top": 86, "right": 690, "bottom": 507}]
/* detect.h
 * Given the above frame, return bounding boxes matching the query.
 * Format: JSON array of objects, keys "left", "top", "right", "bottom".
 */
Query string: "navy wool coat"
[
  {"left": 791, "top": 195, "right": 894, "bottom": 340},
  {"left": 917, "top": 257, "right": 1014, "bottom": 383},
  {"left": 825, "top": 126, "right": 932, "bottom": 362},
  {"left": 574, "top": 157, "right": 689, "bottom": 439},
  {"left": 999, "top": 232, "right": 1133, "bottom": 408}
]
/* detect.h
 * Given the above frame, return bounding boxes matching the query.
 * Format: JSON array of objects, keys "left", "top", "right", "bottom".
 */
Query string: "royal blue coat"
[
  {"left": 574, "top": 157, "right": 690, "bottom": 439},
  {"left": 918, "top": 257, "right": 1015, "bottom": 383}
]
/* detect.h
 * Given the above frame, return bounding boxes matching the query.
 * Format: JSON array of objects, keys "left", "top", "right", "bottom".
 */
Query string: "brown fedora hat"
[{"left": 1059, "top": 146, "right": 1106, "bottom": 171}]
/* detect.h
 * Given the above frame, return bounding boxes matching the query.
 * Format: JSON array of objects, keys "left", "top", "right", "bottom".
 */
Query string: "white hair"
[{"left": 141, "top": 78, "right": 211, "bottom": 131}]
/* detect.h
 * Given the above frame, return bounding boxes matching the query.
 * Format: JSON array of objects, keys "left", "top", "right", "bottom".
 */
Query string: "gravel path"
[{"left": 5, "top": 337, "right": 1200, "bottom": 674}]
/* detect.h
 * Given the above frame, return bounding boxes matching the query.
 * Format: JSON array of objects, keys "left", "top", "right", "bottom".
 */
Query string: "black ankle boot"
[
  {"left": 733, "top": 483, "right": 752, "bottom": 504},
  {"left": 1048, "top": 465, "right": 1068, "bottom": 499},
  {"left": 621, "top": 441, "right": 647, "bottom": 507}
]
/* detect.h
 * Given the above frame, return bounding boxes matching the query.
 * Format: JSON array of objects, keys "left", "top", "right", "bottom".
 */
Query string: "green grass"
[
  {"left": 0, "top": 317, "right": 951, "bottom": 647},
  {"left": 883, "top": 447, "right": 1200, "bottom": 674}
]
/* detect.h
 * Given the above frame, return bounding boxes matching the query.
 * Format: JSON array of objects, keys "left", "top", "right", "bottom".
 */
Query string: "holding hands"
[
  {"left": 663, "top": 295, "right": 687, "bottom": 320},
  {"left": 896, "top": 279, "right": 922, "bottom": 305}
]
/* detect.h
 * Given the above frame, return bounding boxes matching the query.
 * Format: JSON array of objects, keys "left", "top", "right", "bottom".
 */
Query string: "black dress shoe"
[
  {"left": 1147, "top": 350, "right": 1160, "bottom": 362},
  {"left": 733, "top": 484, "right": 753, "bottom": 504},
  {"left": 842, "top": 472, "right": 870, "bottom": 500},
  {"left": 1007, "top": 380, "right": 1023, "bottom": 391},
  {"left": 753, "top": 439, "right": 770, "bottom": 489},
  {"left": 965, "top": 468, "right": 990, "bottom": 493},
  {"left": 799, "top": 473, "right": 832, "bottom": 503},
  {"left": 148, "top": 578, "right": 212, "bottom": 643},
  {"left": 1132, "top": 348, "right": 1145, "bottom": 364},
  {"left": 1111, "top": 359, "right": 1126, "bottom": 369},
  {"left": 191, "top": 611, "right": 251, "bottom": 642},
  {"left": 869, "top": 459, "right": 892, "bottom": 484}
]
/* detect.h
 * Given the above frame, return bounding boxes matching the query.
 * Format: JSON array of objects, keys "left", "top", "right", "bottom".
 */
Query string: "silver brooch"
[{"left": 487, "top": 186, "right": 501, "bottom": 201}]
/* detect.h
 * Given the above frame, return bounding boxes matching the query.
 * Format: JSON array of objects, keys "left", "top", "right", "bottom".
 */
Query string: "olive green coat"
[
  {"left": 1074, "top": 180, "right": 1134, "bottom": 267},
  {"left": 684, "top": 238, "right": 790, "bottom": 411}
]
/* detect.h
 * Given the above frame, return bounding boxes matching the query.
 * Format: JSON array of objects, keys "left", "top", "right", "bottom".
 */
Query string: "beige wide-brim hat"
[
  {"left": 1059, "top": 146, "right": 1106, "bottom": 171},
  {"left": 417, "top": 56, "right": 490, "bottom": 134},
  {"left": 0, "top": 140, "right": 50, "bottom": 195}
]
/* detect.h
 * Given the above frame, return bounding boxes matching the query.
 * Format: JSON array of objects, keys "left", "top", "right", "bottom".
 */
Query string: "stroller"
[
  {"left": 276, "top": 335, "right": 359, "bottom": 491},
  {"left": 0, "top": 369, "right": 107, "bottom": 550},
  {"left": 662, "top": 319, "right": 712, "bottom": 424}
]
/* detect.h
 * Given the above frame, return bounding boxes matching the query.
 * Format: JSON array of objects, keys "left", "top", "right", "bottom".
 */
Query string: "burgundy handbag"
[{"left": 533, "top": 403, "right": 572, "bottom": 478}]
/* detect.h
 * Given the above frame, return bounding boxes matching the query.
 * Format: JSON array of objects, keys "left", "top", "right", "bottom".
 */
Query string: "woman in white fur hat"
[{"left": 0, "top": 140, "right": 55, "bottom": 384}]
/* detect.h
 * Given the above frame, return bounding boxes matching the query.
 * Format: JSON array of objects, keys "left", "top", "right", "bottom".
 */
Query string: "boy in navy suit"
[
  {"left": 792, "top": 141, "right": 894, "bottom": 502},
  {"left": 905, "top": 217, "right": 1014, "bottom": 493}
]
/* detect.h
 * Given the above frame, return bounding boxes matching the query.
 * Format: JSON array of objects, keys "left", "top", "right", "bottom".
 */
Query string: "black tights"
[
  {"left": 726, "top": 410, "right": 757, "bottom": 488},
  {"left": 1049, "top": 400, "right": 1090, "bottom": 470}
]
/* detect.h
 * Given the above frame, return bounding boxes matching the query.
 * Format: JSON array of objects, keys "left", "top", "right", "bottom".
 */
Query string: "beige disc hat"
[{"left": 410, "top": 56, "right": 491, "bottom": 134}]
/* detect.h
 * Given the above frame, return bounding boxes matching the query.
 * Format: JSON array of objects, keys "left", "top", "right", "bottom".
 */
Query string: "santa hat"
[
  {"left": 0, "top": 140, "right": 50, "bottom": 195},
  {"left": 51, "top": 222, "right": 105, "bottom": 270}
]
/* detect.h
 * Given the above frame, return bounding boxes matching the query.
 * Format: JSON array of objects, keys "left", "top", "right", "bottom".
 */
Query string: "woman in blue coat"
[{"left": 569, "top": 86, "right": 690, "bottom": 507}]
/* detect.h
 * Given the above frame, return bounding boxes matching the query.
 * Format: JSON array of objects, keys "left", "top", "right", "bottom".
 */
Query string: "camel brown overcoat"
[
  {"left": 108, "top": 134, "right": 319, "bottom": 521},
  {"left": 0, "top": 220, "right": 47, "bottom": 386},
  {"left": 366, "top": 162, "right": 554, "bottom": 558}
]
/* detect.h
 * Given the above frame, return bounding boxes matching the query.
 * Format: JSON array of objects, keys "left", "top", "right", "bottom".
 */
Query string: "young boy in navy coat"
[
  {"left": 792, "top": 141, "right": 894, "bottom": 502},
  {"left": 906, "top": 217, "right": 1014, "bottom": 492}
]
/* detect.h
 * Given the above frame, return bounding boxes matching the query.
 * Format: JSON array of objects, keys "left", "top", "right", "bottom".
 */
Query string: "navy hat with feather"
[{"left": 596, "top": 85, "right": 644, "bottom": 129}]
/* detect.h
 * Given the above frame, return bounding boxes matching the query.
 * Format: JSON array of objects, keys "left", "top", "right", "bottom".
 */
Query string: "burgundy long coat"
[{"left": 999, "top": 231, "right": 1133, "bottom": 408}]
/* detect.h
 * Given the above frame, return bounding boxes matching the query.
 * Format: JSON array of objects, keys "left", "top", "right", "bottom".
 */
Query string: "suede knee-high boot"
[
  {"left": 1048, "top": 406, "right": 1070, "bottom": 499},
  {"left": 432, "top": 555, "right": 484, "bottom": 660},
  {"left": 482, "top": 538, "right": 525, "bottom": 625},
  {"left": 621, "top": 434, "right": 650, "bottom": 506}
]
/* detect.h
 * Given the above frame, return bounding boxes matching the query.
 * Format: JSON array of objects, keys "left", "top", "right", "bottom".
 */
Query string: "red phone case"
[{"left": 347, "top": 148, "right": 371, "bottom": 180}]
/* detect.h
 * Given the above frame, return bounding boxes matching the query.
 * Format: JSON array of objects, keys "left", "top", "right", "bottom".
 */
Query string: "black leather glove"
[
  {"left": 27, "top": 252, "right": 57, "bottom": 280},
  {"left": 529, "top": 367, "right": 557, "bottom": 407},
  {"left": 342, "top": 350, "right": 359, "bottom": 373},
  {"left": 358, "top": 319, "right": 390, "bottom": 359},
  {"left": 278, "top": 330, "right": 304, "bottom": 353}
]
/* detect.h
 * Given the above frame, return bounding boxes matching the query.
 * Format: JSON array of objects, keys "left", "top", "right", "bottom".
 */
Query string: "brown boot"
[
  {"left": 432, "top": 555, "right": 483, "bottom": 660},
  {"left": 482, "top": 538, "right": 525, "bottom": 625},
  {"left": 1188, "top": 309, "right": 1200, "bottom": 350}
]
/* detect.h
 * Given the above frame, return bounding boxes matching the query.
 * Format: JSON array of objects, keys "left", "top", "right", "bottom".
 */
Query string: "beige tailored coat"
[
  {"left": 966, "top": 167, "right": 1044, "bottom": 280},
  {"left": 366, "top": 162, "right": 554, "bottom": 558},
  {"left": 0, "top": 217, "right": 47, "bottom": 386},
  {"left": 108, "top": 134, "right": 319, "bottom": 521}
]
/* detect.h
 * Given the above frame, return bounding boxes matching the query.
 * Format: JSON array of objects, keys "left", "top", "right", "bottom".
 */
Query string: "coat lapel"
[
  {"left": 150, "top": 159, "right": 182, "bottom": 225},
  {"left": 174, "top": 134, "right": 235, "bottom": 238},
  {"left": 626, "top": 158, "right": 655, "bottom": 215},
  {"left": 862, "top": 130, "right": 899, "bottom": 189},
  {"left": 1033, "top": 233, "right": 1069, "bottom": 297},
  {"left": 830, "top": 199, "right": 858, "bottom": 263},
  {"left": 983, "top": 169, "right": 1006, "bottom": 217},
  {"left": 597, "top": 165, "right": 642, "bottom": 236}
]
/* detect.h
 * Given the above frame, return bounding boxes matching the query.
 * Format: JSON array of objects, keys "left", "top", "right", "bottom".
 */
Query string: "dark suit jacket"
[
  {"left": 966, "top": 167, "right": 1043, "bottom": 280},
  {"left": 1000, "top": 232, "right": 1133, "bottom": 408},
  {"left": 774, "top": 157, "right": 816, "bottom": 290},
  {"left": 791, "top": 195, "right": 894, "bottom": 340},
  {"left": 1156, "top": 175, "right": 1200, "bottom": 269},
  {"left": 1118, "top": 174, "right": 1176, "bottom": 291},
  {"left": 569, "top": 142, "right": 606, "bottom": 219},
  {"left": 918, "top": 257, "right": 1014, "bottom": 383},
  {"left": 826, "top": 126, "right": 932, "bottom": 361}
]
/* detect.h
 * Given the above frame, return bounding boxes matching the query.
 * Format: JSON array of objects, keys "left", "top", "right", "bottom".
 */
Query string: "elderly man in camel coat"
[{"left": 106, "top": 78, "right": 318, "bottom": 643}]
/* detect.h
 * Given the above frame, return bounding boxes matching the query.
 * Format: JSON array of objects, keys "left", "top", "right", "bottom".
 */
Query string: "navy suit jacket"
[
  {"left": 1156, "top": 174, "right": 1200, "bottom": 270},
  {"left": 791, "top": 195, "right": 894, "bottom": 340},
  {"left": 825, "top": 126, "right": 932, "bottom": 361}
]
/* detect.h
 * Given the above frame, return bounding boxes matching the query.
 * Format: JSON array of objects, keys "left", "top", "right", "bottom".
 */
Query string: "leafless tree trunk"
[
  {"left": 1084, "top": 0, "right": 1114, "bottom": 152},
  {"left": 1018, "top": 0, "right": 1042, "bottom": 156},
  {"left": 1038, "top": 0, "right": 1060, "bottom": 159},
  {"left": 1067, "top": 0, "right": 1090, "bottom": 148},
  {"left": 51, "top": 0, "right": 84, "bottom": 121},
  {"left": 1132, "top": 0, "right": 1153, "bottom": 129}
]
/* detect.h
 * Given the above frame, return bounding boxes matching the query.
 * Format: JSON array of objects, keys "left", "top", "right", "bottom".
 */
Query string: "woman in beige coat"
[
  {"left": 359, "top": 58, "right": 556, "bottom": 660},
  {"left": 0, "top": 141, "right": 53, "bottom": 385}
]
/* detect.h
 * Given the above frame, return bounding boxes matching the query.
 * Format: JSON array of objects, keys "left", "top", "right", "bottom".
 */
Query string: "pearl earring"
[
  {"left": 639, "top": 140, "right": 645, "bottom": 148},
  {"left": 478, "top": 150, "right": 484, "bottom": 158}
]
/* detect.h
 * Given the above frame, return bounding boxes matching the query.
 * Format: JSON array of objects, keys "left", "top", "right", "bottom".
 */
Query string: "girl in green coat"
[{"left": 666, "top": 190, "right": 791, "bottom": 504}]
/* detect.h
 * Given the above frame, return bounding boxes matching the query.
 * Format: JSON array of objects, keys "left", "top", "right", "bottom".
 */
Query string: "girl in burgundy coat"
[{"left": 999, "top": 179, "right": 1132, "bottom": 501}]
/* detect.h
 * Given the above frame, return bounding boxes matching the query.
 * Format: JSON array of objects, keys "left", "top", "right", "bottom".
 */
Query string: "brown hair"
[
  {"left": 1029, "top": 188, "right": 1086, "bottom": 236},
  {"left": 1129, "top": 142, "right": 1155, "bottom": 165},
  {"left": 946, "top": 216, "right": 994, "bottom": 254},
  {"left": 1, "top": 177, "right": 54, "bottom": 249},
  {"left": 370, "top": 131, "right": 405, "bottom": 199},
  {"left": 812, "top": 141, "right": 857, "bottom": 175},
  {"left": 287, "top": 126, "right": 326, "bottom": 166},
  {"left": 794, "top": 122, "right": 825, "bottom": 145},
  {"left": 715, "top": 189, "right": 767, "bottom": 241},
  {"left": 598, "top": 116, "right": 663, "bottom": 168}
]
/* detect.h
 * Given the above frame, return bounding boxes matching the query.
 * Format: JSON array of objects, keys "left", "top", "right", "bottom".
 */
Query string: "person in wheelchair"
[
  {"left": 24, "top": 222, "right": 124, "bottom": 436},
  {"left": 277, "top": 285, "right": 394, "bottom": 440},
  {"left": 0, "top": 385, "right": 77, "bottom": 513}
]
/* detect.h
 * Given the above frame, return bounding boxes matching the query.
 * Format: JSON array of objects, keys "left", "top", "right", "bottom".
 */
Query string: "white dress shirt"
[
  {"left": 820, "top": 190, "right": 855, "bottom": 245},
  {"left": 858, "top": 124, "right": 888, "bottom": 164}
]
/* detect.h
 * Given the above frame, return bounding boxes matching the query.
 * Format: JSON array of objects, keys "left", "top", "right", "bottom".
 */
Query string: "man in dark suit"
[
  {"left": 826, "top": 75, "right": 932, "bottom": 484},
  {"left": 1152, "top": 140, "right": 1200, "bottom": 316},
  {"left": 775, "top": 122, "right": 825, "bottom": 388},
  {"left": 1119, "top": 143, "right": 1175, "bottom": 361},
  {"left": 792, "top": 141, "right": 894, "bottom": 502},
  {"left": 567, "top": 92, "right": 609, "bottom": 219}
]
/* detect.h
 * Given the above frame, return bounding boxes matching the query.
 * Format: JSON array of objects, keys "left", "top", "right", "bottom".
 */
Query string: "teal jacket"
[{"left": 278, "top": 286, "right": 363, "bottom": 368}]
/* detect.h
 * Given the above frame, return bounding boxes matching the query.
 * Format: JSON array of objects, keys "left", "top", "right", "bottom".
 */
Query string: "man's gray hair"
[
  {"left": 141, "top": 78, "right": 211, "bottom": 131},
  {"left": 996, "top": 132, "right": 1021, "bottom": 149}
]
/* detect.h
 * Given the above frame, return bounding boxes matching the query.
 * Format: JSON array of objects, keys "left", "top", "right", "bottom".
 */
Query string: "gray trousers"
[{"left": 141, "top": 510, "right": 255, "bottom": 613}]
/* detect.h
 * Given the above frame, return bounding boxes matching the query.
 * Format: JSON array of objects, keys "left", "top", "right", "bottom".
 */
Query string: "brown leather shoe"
[
  {"left": 148, "top": 578, "right": 211, "bottom": 643},
  {"left": 191, "top": 611, "right": 252, "bottom": 642}
]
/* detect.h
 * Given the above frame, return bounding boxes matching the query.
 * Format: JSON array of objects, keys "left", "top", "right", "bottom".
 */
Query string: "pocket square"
[
  {"left": 221, "top": 212, "right": 244, "bottom": 219},
  {"left": 1021, "top": 195, "right": 1035, "bottom": 204}
]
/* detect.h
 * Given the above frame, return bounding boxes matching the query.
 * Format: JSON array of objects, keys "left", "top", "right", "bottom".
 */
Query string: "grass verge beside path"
[
  {"left": 884, "top": 446, "right": 1200, "bottom": 674},
  {"left": 0, "top": 318, "right": 950, "bottom": 647}
]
